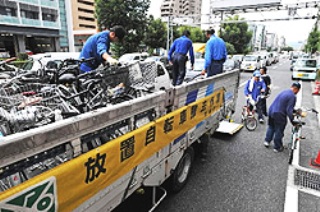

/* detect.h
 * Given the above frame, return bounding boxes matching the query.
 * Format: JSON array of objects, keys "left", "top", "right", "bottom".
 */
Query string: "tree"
[
  {"left": 176, "top": 26, "right": 206, "bottom": 42},
  {"left": 220, "top": 15, "right": 252, "bottom": 54},
  {"left": 144, "top": 17, "right": 167, "bottom": 53},
  {"left": 304, "top": 24, "right": 320, "bottom": 54},
  {"left": 225, "top": 42, "right": 236, "bottom": 55},
  {"left": 280, "top": 46, "right": 294, "bottom": 52},
  {"left": 95, "top": 0, "right": 151, "bottom": 56}
]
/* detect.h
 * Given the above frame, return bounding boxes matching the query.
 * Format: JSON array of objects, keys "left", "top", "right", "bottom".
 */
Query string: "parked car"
[
  {"left": 273, "top": 52, "right": 280, "bottom": 63},
  {"left": 22, "top": 52, "right": 80, "bottom": 71},
  {"left": 223, "top": 59, "right": 236, "bottom": 72},
  {"left": 290, "top": 59, "right": 297, "bottom": 71},
  {"left": 292, "top": 59, "right": 318, "bottom": 80},
  {"left": 240, "top": 55, "right": 262, "bottom": 72},
  {"left": 232, "top": 54, "right": 244, "bottom": 69},
  {"left": 119, "top": 52, "right": 149, "bottom": 64}
]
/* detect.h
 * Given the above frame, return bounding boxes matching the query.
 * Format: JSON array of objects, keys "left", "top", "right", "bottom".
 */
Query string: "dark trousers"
[
  {"left": 172, "top": 54, "right": 187, "bottom": 86},
  {"left": 265, "top": 117, "right": 286, "bottom": 150},
  {"left": 258, "top": 98, "right": 268, "bottom": 116},
  {"left": 207, "top": 60, "right": 224, "bottom": 77}
]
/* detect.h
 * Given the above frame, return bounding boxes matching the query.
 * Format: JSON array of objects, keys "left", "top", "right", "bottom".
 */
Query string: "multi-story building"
[
  {"left": 160, "top": 0, "right": 202, "bottom": 25},
  {"left": 0, "top": 0, "right": 73, "bottom": 56},
  {"left": 255, "top": 25, "right": 267, "bottom": 51},
  {"left": 71, "top": 0, "right": 97, "bottom": 51},
  {"left": 266, "top": 33, "right": 275, "bottom": 48},
  {"left": 248, "top": 24, "right": 257, "bottom": 51}
]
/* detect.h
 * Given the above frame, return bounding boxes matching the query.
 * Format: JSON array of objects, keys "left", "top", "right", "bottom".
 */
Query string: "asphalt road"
[{"left": 114, "top": 58, "right": 320, "bottom": 212}]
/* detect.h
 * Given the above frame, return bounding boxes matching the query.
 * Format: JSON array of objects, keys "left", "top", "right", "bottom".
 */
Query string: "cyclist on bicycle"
[{"left": 244, "top": 70, "right": 266, "bottom": 123}]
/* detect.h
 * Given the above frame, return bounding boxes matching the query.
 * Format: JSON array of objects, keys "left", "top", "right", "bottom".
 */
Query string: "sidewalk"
[{"left": 286, "top": 81, "right": 320, "bottom": 212}]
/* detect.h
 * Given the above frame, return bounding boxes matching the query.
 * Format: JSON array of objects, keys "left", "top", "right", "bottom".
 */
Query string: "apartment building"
[
  {"left": 0, "top": 0, "right": 72, "bottom": 56},
  {"left": 71, "top": 0, "right": 97, "bottom": 52},
  {"left": 160, "top": 0, "right": 202, "bottom": 25}
]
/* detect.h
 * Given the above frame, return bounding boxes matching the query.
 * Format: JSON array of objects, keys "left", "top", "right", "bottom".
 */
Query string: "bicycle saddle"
[
  {"left": 58, "top": 73, "right": 76, "bottom": 84},
  {"left": 292, "top": 120, "right": 306, "bottom": 126}
]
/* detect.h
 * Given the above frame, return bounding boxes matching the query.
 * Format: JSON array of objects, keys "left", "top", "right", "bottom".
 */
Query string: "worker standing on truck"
[
  {"left": 201, "top": 29, "right": 228, "bottom": 76},
  {"left": 79, "top": 25, "right": 126, "bottom": 73},
  {"left": 168, "top": 30, "right": 195, "bottom": 86}
]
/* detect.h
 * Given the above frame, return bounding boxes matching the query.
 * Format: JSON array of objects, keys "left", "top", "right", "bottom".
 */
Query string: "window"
[
  {"left": 0, "top": 7, "right": 16, "bottom": 16},
  {"left": 79, "top": 24, "right": 95, "bottom": 29},
  {"left": 78, "top": 0, "right": 94, "bottom": 6},
  {"left": 79, "top": 16, "right": 95, "bottom": 22},
  {"left": 20, "top": 10, "right": 39, "bottom": 19},
  {"left": 42, "top": 13, "right": 56, "bottom": 21}
]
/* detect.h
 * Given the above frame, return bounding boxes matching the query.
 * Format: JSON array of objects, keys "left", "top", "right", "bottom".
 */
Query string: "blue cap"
[{"left": 253, "top": 70, "right": 261, "bottom": 77}]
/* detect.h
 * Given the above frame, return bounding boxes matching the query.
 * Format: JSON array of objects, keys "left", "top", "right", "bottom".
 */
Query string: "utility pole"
[{"left": 166, "top": 16, "right": 171, "bottom": 54}]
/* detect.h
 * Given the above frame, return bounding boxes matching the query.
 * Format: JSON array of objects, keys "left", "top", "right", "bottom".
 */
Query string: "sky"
[{"left": 148, "top": 0, "right": 318, "bottom": 44}]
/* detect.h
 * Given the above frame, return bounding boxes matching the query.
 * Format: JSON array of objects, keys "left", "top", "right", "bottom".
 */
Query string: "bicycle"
[
  {"left": 241, "top": 94, "right": 266, "bottom": 131},
  {"left": 288, "top": 108, "right": 318, "bottom": 164}
]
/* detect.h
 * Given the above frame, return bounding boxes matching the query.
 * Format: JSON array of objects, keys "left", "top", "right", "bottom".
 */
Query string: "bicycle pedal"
[{"left": 300, "top": 135, "right": 306, "bottom": 139}]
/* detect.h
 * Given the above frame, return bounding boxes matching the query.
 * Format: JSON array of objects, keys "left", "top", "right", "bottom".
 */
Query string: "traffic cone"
[
  {"left": 310, "top": 151, "right": 320, "bottom": 168},
  {"left": 312, "top": 81, "right": 320, "bottom": 95}
]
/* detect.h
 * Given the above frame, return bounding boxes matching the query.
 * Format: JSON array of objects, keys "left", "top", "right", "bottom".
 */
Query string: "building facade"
[
  {"left": 71, "top": 0, "right": 97, "bottom": 52},
  {"left": 160, "top": 0, "right": 202, "bottom": 25},
  {"left": 0, "top": 0, "right": 72, "bottom": 56}
]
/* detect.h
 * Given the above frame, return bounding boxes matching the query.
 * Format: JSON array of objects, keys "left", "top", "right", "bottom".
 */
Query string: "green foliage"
[
  {"left": 95, "top": 0, "right": 151, "bottom": 54},
  {"left": 176, "top": 26, "right": 206, "bottom": 42},
  {"left": 304, "top": 24, "right": 320, "bottom": 54},
  {"left": 220, "top": 15, "right": 252, "bottom": 54},
  {"left": 17, "top": 53, "right": 28, "bottom": 61},
  {"left": 144, "top": 17, "right": 167, "bottom": 50},
  {"left": 225, "top": 42, "right": 236, "bottom": 55},
  {"left": 281, "top": 46, "right": 294, "bottom": 52}
]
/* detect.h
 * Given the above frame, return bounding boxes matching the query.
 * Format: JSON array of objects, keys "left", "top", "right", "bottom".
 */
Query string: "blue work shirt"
[
  {"left": 204, "top": 35, "right": 227, "bottom": 70},
  {"left": 79, "top": 31, "right": 111, "bottom": 72},
  {"left": 168, "top": 35, "right": 194, "bottom": 65},
  {"left": 269, "top": 89, "right": 296, "bottom": 124},
  {"left": 244, "top": 78, "right": 266, "bottom": 101}
]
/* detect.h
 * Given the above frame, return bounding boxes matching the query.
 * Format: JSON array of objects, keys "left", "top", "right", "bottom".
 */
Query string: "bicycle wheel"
[
  {"left": 288, "top": 148, "right": 294, "bottom": 164},
  {"left": 245, "top": 117, "right": 257, "bottom": 131}
]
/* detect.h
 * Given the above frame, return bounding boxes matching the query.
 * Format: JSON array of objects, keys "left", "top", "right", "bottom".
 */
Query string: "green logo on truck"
[{"left": 0, "top": 177, "right": 57, "bottom": 211}]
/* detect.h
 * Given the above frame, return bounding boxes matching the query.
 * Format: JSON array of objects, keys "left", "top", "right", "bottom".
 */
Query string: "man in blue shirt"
[
  {"left": 264, "top": 82, "right": 301, "bottom": 152},
  {"left": 168, "top": 30, "right": 194, "bottom": 86},
  {"left": 244, "top": 70, "right": 266, "bottom": 122},
  {"left": 79, "top": 25, "right": 126, "bottom": 73},
  {"left": 201, "top": 29, "right": 227, "bottom": 76}
]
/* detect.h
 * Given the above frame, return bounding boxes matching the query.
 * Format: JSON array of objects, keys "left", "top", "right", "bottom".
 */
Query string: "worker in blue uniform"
[
  {"left": 201, "top": 29, "right": 227, "bottom": 76},
  {"left": 244, "top": 70, "right": 266, "bottom": 123},
  {"left": 264, "top": 82, "right": 301, "bottom": 152},
  {"left": 168, "top": 30, "right": 194, "bottom": 86},
  {"left": 79, "top": 25, "right": 126, "bottom": 73}
]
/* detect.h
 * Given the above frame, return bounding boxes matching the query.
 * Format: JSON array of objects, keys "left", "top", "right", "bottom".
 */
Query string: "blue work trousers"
[
  {"left": 265, "top": 117, "right": 286, "bottom": 150},
  {"left": 172, "top": 54, "right": 187, "bottom": 86},
  {"left": 207, "top": 60, "right": 224, "bottom": 77}
]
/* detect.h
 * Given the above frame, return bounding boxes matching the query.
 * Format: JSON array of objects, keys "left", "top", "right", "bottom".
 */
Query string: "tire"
[
  {"left": 245, "top": 117, "right": 257, "bottom": 131},
  {"left": 288, "top": 148, "right": 294, "bottom": 164},
  {"left": 170, "top": 147, "right": 194, "bottom": 193}
]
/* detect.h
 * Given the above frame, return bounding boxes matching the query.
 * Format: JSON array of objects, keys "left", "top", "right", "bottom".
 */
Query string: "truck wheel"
[{"left": 170, "top": 147, "right": 194, "bottom": 193}]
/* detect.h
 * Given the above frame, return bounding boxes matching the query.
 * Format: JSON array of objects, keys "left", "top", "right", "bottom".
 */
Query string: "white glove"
[{"left": 107, "top": 57, "right": 119, "bottom": 65}]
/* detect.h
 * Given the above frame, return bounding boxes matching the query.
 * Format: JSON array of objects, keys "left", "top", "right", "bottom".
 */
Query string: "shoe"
[
  {"left": 264, "top": 141, "right": 270, "bottom": 148},
  {"left": 259, "top": 118, "right": 264, "bottom": 123},
  {"left": 273, "top": 146, "right": 284, "bottom": 153}
]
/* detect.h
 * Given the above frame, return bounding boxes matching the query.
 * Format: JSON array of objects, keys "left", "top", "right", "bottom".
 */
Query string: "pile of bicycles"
[{"left": 0, "top": 58, "right": 159, "bottom": 137}]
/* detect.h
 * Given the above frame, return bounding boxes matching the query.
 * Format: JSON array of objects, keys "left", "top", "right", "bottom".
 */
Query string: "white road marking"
[
  {"left": 239, "top": 81, "right": 247, "bottom": 88},
  {"left": 283, "top": 81, "right": 302, "bottom": 212}
]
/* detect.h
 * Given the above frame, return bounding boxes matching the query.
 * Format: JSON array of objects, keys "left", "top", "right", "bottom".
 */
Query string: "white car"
[
  {"left": 185, "top": 58, "right": 205, "bottom": 81},
  {"left": 22, "top": 52, "right": 80, "bottom": 71},
  {"left": 240, "top": 55, "right": 262, "bottom": 72},
  {"left": 292, "top": 59, "right": 318, "bottom": 80},
  {"left": 119, "top": 52, "right": 149, "bottom": 64}
]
